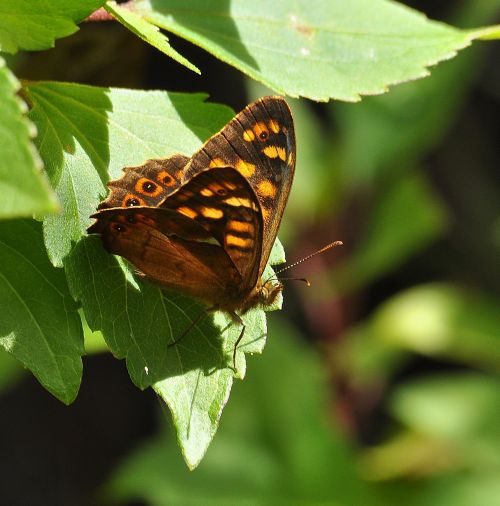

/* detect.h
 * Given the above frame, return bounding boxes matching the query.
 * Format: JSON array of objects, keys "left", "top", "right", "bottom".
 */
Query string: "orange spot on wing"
[
  {"left": 200, "top": 188, "right": 214, "bottom": 197},
  {"left": 200, "top": 207, "right": 224, "bottom": 219},
  {"left": 135, "top": 177, "right": 163, "bottom": 197},
  {"left": 122, "top": 194, "right": 145, "bottom": 207},
  {"left": 253, "top": 122, "right": 269, "bottom": 141},
  {"left": 157, "top": 170, "right": 176, "bottom": 187},
  {"left": 177, "top": 207, "right": 198, "bottom": 219},
  {"left": 257, "top": 180, "right": 277, "bottom": 198},
  {"left": 209, "top": 158, "right": 226, "bottom": 168},
  {"left": 243, "top": 129, "right": 255, "bottom": 142},
  {"left": 269, "top": 119, "right": 280, "bottom": 133},
  {"left": 236, "top": 159, "right": 256, "bottom": 178},
  {"left": 226, "top": 235, "right": 253, "bottom": 248},
  {"left": 228, "top": 220, "right": 253, "bottom": 233}
]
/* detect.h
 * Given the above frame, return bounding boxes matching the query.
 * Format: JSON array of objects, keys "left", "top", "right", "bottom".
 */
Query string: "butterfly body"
[{"left": 88, "top": 96, "right": 295, "bottom": 350}]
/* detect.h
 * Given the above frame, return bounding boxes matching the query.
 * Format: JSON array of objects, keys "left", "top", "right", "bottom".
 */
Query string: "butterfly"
[{"left": 87, "top": 96, "right": 295, "bottom": 363}]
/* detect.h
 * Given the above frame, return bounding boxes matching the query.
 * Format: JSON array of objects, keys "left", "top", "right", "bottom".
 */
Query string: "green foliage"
[
  {"left": 0, "top": 220, "right": 83, "bottom": 404},
  {"left": 129, "top": 0, "right": 494, "bottom": 101},
  {"left": 0, "top": 59, "right": 57, "bottom": 218},
  {"left": 0, "top": 0, "right": 104, "bottom": 53},
  {"left": 0, "top": 0, "right": 498, "bottom": 477},
  {"left": 105, "top": 319, "right": 370, "bottom": 505},
  {"left": 105, "top": 1, "right": 200, "bottom": 73}
]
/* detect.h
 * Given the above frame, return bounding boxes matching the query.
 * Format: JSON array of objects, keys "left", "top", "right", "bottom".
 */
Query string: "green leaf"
[
  {"left": 0, "top": 0, "right": 105, "bottom": 53},
  {"left": 0, "top": 59, "right": 57, "bottom": 218},
  {"left": 0, "top": 219, "right": 83, "bottom": 404},
  {"left": 131, "top": 0, "right": 489, "bottom": 101},
  {"left": 25, "top": 82, "right": 286, "bottom": 467},
  {"left": 105, "top": 1, "right": 200, "bottom": 74},
  {"left": 65, "top": 235, "right": 279, "bottom": 468},
  {"left": 105, "top": 318, "right": 370, "bottom": 505},
  {"left": 25, "top": 82, "right": 234, "bottom": 266}
]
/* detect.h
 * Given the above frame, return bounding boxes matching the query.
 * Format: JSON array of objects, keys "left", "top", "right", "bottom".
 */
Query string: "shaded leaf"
[
  {"left": 132, "top": 0, "right": 490, "bottom": 101},
  {"left": 0, "top": 0, "right": 104, "bottom": 53},
  {"left": 0, "top": 59, "right": 57, "bottom": 218},
  {"left": 0, "top": 220, "right": 83, "bottom": 404},
  {"left": 105, "top": 1, "right": 199, "bottom": 74}
]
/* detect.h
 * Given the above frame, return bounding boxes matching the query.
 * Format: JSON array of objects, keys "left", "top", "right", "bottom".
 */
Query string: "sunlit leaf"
[
  {"left": 131, "top": 0, "right": 493, "bottom": 101},
  {"left": 0, "top": 0, "right": 104, "bottom": 53}
]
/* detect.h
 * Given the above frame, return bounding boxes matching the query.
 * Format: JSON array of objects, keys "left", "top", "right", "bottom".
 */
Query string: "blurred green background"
[{"left": 1, "top": 1, "right": 499, "bottom": 505}]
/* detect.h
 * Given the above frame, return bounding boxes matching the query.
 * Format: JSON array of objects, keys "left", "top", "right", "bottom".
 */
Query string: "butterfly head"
[{"left": 238, "top": 278, "right": 283, "bottom": 314}]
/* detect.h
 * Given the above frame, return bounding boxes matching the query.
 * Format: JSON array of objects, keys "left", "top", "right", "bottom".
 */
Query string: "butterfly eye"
[
  {"left": 125, "top": 197, "right": 140, "bottom": 206},
  {"left": 259, "top": 131, "right": 268, "bottom": 141}
]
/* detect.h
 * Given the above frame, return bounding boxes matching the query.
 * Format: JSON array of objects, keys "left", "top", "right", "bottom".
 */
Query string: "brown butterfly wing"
[
  {"left": 183, "top": 96, "right": 296, "bottom": 275},
  {"left": 88, "top": 167, "right": 263, "bottom": 303},
  {"left": 159, "top": 166, "right": 263, "bottom": 290},
  {"left": 98, "top": 154, "right": 189, "bottom": 209},
  {"left": 88, "top": 206, "right": 240, "bottom": 302}
]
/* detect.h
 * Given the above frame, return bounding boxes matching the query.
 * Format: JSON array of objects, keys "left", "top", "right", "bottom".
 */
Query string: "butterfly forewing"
[
  {"left": 159, "top": 166, "right": 263, "bottom": 289},
  {"left": 184, "top": 96, "right": 295, "bottom": 275}
]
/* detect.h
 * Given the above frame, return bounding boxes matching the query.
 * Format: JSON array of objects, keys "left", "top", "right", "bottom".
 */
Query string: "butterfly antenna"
[{"left": 275, "top": 240, "right": 343, "bottom": 276}]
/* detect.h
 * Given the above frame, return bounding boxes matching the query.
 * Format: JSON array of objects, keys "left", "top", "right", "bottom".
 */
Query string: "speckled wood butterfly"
[{"left": 88, "top": 96, "right": 295, "bottom": 361}]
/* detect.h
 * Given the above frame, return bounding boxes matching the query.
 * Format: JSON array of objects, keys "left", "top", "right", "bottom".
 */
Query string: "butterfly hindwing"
[{"left": 97, "top": 154, "right": 190, "bottom": 209}]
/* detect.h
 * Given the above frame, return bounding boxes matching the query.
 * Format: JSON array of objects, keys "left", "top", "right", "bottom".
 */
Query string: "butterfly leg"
[
  {"left": 230, "top": 312, "right": 246, "bottom": 369},
  {"left": 168, "top": 307, "right": 213, "bottom": 349}
]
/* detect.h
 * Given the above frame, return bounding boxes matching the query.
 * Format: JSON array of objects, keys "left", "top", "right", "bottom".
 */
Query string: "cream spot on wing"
[
  {"left": 223, "top": 197, "right": 257, "bottom": 210},
  {"left": 276, "top": 146, "right": 286, "bottom": 161},
  {"left": 262, "top": 145, "right": 279, "bottom": 159}
]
